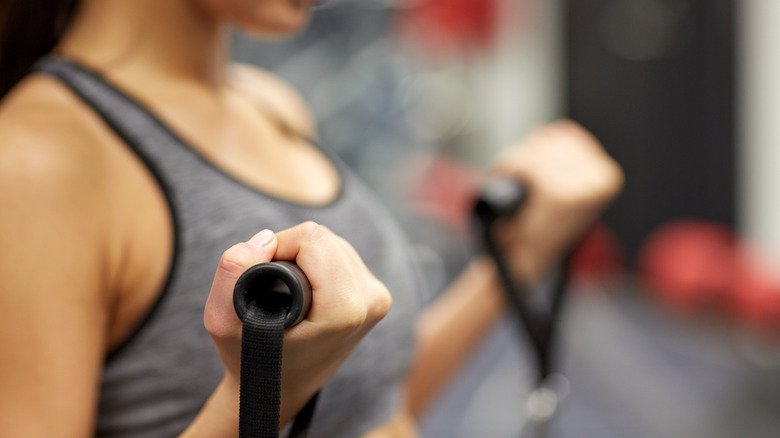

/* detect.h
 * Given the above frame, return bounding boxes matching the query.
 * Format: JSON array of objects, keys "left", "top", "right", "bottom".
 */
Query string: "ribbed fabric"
[{"left": 35, "top": 56, "right": 423, "bottom": 438}]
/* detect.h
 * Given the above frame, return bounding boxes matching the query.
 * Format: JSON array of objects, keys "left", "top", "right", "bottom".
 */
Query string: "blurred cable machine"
[{"left": 563, "top": 0, "right": 736, "bottom": 264}]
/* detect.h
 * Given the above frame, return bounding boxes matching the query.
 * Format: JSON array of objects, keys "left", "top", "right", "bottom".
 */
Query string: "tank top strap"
[{"left": 34, "top": 56, "right": 193, "bottom": 162}]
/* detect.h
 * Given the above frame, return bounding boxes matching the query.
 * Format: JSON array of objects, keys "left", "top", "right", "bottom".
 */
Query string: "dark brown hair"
[{"left": 0, "top": 0, "right": 77, "bottom": 99}]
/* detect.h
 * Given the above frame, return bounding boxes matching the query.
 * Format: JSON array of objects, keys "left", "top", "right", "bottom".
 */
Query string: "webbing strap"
[
  {"left": 237, "top": 273, "right": 318, "bottom": 438},
  {"left": 479, "top": 224, "right": 570, "bottom": 384},
  {"left": 238, "top": 303, "right": 320, "bottom": 438},
  {"left": 239, "top": 305, "right": 286, "bottom": 437},
  {"left": 472, "top": 178, "right": 570, "bottom": 385}
]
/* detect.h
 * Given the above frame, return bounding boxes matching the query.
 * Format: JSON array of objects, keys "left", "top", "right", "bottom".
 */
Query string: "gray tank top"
[{"left": 36, "top": 57, "right": 423, "bottom": 438}]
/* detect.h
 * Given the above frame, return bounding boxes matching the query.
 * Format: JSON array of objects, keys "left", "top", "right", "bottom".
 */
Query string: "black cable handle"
[
  {"left": 233, "top": 261, "right": 318, "bottom": 438},
  {"left": 472, "top": 178, "right": 571, "bottom": 384}
]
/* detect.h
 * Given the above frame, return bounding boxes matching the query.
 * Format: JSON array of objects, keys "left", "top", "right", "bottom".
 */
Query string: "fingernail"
[{"left": 249, "top": 229, "right": 275, "bottom": 247}]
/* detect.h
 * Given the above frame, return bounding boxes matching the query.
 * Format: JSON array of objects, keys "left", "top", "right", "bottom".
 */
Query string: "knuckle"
[
  {"left": 370, "top": 282, "right": 393, "bottom": 319},
  {"left": 203, "top": 312, "right": 219, "bottom": 337},
  {"left": 536, "top": 184, "right": 570, "bottom": 205},
  {"left": 203, "top": 310, "right": 231, "bottom": 341},
  {"left": 299, "top": 220, "right": 319, "bottom": 234},
  {"left": 300, "top": 221, "right": 328, "bottom": 241},
  {"left": 216, "top": 243, "right": 251, "bottom": 278},
  {"left": 607, "top": 161, "right": 626, "bottom": 190},
  {"left": 334, "top": 298, "right": 368, "bottom": 333}
]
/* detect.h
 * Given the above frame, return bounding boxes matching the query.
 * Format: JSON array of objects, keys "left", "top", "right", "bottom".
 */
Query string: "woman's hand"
[
  {"left": 202, "top": 222, "right": 393, "bottom": 426},
  {"left": 491, "top": 120, "right": 624, "bottom": 284}
]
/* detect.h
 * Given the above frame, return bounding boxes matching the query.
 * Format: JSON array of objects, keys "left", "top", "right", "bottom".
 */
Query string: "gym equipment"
[
  {"left": 639, "top": 219, "right": 780, "bottom": 338},
  {"left": 234, "top": 261, "right": 312, "bottom": 329},
  {"left": 233, "top": 261, "right": 317, "bottom": 438},
  {"left": 638, "top": 220, "right": 735, "bottom": 313},
  {"left": 473, "top": 177, "right": 573, "bottom": 437}
]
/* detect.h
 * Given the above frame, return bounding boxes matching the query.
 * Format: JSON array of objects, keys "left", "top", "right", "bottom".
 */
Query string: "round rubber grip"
[{"left": 233, "top": 261, "right": 312, "bottom": 329}]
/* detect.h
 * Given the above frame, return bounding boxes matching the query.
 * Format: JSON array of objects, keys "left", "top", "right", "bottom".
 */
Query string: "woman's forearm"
[{"left": 404, "top": 257, "right": 506, "bottom": 418}]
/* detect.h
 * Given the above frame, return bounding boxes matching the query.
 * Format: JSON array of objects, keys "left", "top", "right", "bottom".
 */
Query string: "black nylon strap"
[
  {"left": 239, "top": 305, "right": 286, "bottom": 438},
  {"left": 479, "top": 223, "right": 571, "bottom": 384},
  {"left": 472, "top": 178, "right": 571, "bottom": 385},
  {"left": 238, "top": 291, "right": 319, "bottom": 438}
]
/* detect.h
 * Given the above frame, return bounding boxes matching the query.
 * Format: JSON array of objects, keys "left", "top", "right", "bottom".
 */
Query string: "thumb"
[{"left": 204, "top": 229, "right": 278, "bottom": 339}]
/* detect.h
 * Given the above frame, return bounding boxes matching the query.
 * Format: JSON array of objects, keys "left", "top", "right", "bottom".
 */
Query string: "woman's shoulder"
[
  {"left": 0, "top": 74, "right": 115, "bottom": 180},
  {"left": 0, "top": 74, "right": 119, "bottom": 229},
  {"left": 229, "top": 63, "right": 318, "bottom": 139}
]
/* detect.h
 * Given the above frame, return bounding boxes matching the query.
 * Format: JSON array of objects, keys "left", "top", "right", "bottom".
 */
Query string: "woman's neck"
[{"left": 57, "top": 0, "right": 229, "bottom": 87}]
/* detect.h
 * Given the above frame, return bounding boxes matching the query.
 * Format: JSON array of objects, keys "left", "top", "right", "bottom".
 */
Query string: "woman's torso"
[{"left": 29, "top": 57, "right": 423, "bottom": 437}]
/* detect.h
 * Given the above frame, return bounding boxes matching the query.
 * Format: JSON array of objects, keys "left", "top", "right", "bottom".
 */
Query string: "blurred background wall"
[
  {"left": 740, "top": 0, "right": 780, "bottom": 258},
  {"left": 566, "top": 0, "right": 735, "bottom": 263}
]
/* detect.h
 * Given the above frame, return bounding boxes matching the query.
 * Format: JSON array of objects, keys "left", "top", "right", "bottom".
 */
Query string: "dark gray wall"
[{"left": 564, "top": 0, "right": 736, "bottom": 263}]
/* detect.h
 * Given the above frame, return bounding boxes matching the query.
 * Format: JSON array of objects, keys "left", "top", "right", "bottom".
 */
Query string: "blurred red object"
[
  {"left": 732, "top": 248, "right": 780, "bottom": 338},
  {"left": 403, "top": 154, "right": 483, "bottom": 233},
  {"left": 570, "top": 222, "right": 626, "bottom": 285},
  {"left": 637, "top": 219, "right": 737, "bottom": 313},
  {"left": 638, "top": 219, "right": 780, "bottom": 339},
  {"left": 395, "top": 0, "right": 500, "bottom": 56}
]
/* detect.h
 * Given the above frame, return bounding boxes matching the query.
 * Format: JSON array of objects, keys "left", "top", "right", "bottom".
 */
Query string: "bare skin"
[{"left": 0, "top": 0, "right": 623, "bottom": 436}]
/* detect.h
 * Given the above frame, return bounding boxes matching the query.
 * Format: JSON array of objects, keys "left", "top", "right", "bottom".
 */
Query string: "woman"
[{"left": 0, "top": 0, "right": 623, "bottom": 436}]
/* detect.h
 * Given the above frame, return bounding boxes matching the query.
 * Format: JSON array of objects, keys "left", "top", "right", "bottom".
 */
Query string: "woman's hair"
[{"left": 0, "top": 0, "right": 77, "bottom": 99}]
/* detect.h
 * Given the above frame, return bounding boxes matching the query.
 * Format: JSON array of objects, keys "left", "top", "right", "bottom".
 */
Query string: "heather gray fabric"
[{"left": 36, "top": 57, "right": 423, "bottom": 438}]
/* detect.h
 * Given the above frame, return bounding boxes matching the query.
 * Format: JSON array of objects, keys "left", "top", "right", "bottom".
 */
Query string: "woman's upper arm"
[{"left": 0, "top": 130, "right": 112, "bottom": 436}]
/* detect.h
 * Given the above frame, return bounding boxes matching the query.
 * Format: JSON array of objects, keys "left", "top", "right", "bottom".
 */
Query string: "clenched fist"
[
  {"left": 203, "top": 222, "right": 392, "bottom": 426},
  {"left": 491, "top": 120, "right": 624, "bottom": 284}
]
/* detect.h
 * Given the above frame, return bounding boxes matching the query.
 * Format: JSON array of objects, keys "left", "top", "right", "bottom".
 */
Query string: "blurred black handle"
[
  {"left": 474, "top": 177, "right": 529, "bottom": 224},
  {"left": 473, "top": 177, "right": 561, "bottom": 381}
]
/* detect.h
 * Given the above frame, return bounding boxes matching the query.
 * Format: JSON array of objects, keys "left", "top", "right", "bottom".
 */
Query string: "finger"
[
  {"left": 204, "top": 229, "right": 278, "bottom": 336},
  {"left": 273, "top": 222, "right": 351, "bottom": 292},
  {"left": 273, "top": 221, "right": 326, "bottom": 261},
  {"left": 296, "top": 223, "right": 366, "bottom": 278}
]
